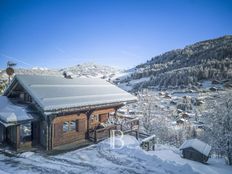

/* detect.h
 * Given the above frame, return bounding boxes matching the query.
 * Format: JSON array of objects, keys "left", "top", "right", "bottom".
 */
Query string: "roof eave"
[
  {"left": 3, "top": 75, "right": 17, "bottom": 96},
  {"left": 44, "top": 99, "right": 137, "bottom": 116}
]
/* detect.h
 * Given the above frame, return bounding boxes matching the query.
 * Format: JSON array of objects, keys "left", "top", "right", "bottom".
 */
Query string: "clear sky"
[{"left": 0, "top": 0, "right": 232, "bottom": 69}]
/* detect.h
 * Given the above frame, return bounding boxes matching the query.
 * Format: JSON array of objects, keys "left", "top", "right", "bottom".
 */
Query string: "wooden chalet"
[{"left": 0, "top": 75, "right": 138, "bottom": 151}]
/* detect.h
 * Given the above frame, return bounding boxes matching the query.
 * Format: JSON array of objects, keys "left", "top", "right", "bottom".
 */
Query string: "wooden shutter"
[
  {"left": 54, "top": 123, "right": 62, "bottom": 138},
  {"left": 78, "top": 119, "right": 86, "bottom": 133},
  {"left": 76, "top": 120, "right": 79, "bottom": 131}
]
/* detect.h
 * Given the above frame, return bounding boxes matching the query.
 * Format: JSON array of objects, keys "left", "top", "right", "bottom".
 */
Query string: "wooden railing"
[
  {"left": 88, "top": 125, "right": 118, "bottom": 142},
  {"left": 88, "top": 116, "right": 139, "bottom": 143},
  {"left": 121, "top": 118, "right": 139, "bottom": 132}
]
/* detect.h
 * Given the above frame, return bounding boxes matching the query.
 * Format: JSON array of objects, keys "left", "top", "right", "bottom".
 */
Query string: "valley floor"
[{"left": 0, "top": 135, "right": 231, "bottom": 174}]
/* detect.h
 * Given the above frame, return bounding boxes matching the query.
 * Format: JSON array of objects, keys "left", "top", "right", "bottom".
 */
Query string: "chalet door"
[
  {"left": 32, "top": 122, "right": 40, "bottom": 146},
  {"left": 0, "top": 124, "right": 6, "bottom": 143}
]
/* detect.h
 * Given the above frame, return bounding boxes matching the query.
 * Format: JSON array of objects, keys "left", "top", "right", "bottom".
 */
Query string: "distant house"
[
  {"left": 165, "top": 92, "right": 171, "bottom": 98},
  {"left": 159, "top": 92, "right": 165, "bottom": 96},
  {"left": 176, "top": 118, "right": 186, "bottom": 125},
  {"left": 0, "top": 75, "right": 137, "bottom": 151},
  {"left": 179, "top": 139, "right": 211, "bottom": 163},
  {"left": 177, "top": 109, "right": 183, "bottom": 114},
  {"left": 181, "top": 112, "right": 189, "bottom": 119},
  {"left": 212, "top": 80, "right": 220, "bottom": 84},
  {"left": 195, "top": 99, "right": 204, "bottom": 106},
  {"left": 209, "top": 87, "right": 217, "bottom": 91}
]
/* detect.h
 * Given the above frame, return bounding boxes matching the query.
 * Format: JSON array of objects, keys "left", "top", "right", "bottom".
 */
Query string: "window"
[
  {"left": 70, "top": 121, "right": 76, "bottom": 131},
  {"left": 96, "top": 115, "right": 99, "bottom": 121},
  {"left": 99, "top": 113, "right": 109, "bottom": 122},
  {"left": 90, "top": 114, "right": 99, "bottom": 122},
  {"left": 20, "top": 123, "right": 31, "bottom": 143},
  {"left": 90, "top": 115, "right": 94, "bottom": 121},
  {"left": 19, "top": 92, "right": 32, "bottom": 103},
  {"left": 63, "top": 121, "right": 77, "bottom": 132},
  {"left": 25, "top": 93, "right": 32, "bottom": 102},
  {"left": 63, "top": 122, "right": 69, "bottom": 132}
]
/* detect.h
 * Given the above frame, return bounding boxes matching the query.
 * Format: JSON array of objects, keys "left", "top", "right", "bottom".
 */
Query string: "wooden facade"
[
  {"left": 0, "top": 100, "right": 139, "bottom": 151},
  {"left": 52, "top": 113, "right": 87, "bottom": 148},
  {"left": 48, "top": 107, "right": 140, "bottom": 150},
  {"left": 50, "top": 108, "right": 118, "bottom": 150},
  {"left": 182, "top": 147, "right": 209, "bottom": 163}
]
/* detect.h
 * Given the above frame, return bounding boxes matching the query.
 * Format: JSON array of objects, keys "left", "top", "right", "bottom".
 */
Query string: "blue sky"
[{"left": 0, "top": 0, "right": 232, "bottom": 69}]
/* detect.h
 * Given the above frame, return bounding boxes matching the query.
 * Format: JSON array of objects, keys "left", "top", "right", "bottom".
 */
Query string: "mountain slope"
[
  {"left": 60, "top": 62, "right": 122, "bottom": 79},
  {"left": 118, "top": 35, "right": 232, "bottom": 90}
]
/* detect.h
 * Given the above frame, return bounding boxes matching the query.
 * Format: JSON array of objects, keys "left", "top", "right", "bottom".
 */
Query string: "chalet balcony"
[{"left": 88, "top": 115, "right": 139, "bottom": 143}]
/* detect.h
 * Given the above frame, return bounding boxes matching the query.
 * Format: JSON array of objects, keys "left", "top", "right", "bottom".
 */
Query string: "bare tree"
[
  {"left": 141, "top": 102, "right": 155, "bottom": 134},
  {"left": 137, "top": 90, "right": 192, "bottom": 146},
  {"left": 203, "top": 93, "right": 232, "bottom": 165}
]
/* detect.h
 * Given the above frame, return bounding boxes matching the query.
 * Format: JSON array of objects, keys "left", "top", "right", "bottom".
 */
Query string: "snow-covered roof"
[
  {"left": 179, "top": 139, "right": 211, "bottom": 156},
  {"left": 4, "top": 75, "right": 137, "bottom": 113},
  {"left": 141, "top": 134, "right": 156, "bottom": 142},
  {"left": 0, "top": 96, "right": 33, "bottom": 125}
]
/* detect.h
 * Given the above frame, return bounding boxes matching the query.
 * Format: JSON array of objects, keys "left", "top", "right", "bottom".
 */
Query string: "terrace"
[{"left": 88, "top": 114, "right": 139, "bottom": 143}]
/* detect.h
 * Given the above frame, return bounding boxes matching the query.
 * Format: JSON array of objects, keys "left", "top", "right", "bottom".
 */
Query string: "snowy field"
[{"left": 0, "top": 135, "right": 231, "bottom": 174}]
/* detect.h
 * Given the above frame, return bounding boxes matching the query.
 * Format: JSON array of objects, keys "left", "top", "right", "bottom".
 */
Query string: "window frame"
[
  {"left": 62, "top": 121, "right": 69, "bottom": 133},
  {"left": 20, "top": 122, "right": 32, "bottom": 143},
  {"left": 90, "top": 114, "right": 99, "bottom": 122},
  {"left": 69, "top": 120, "right": 76, "bottom": 131},
  {"left": 62, "top": 120, "right": 78, "bottom": 133}
]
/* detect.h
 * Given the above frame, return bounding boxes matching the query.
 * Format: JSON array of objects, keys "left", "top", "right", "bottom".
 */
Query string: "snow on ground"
[
  {"left": 151, "top": 144, "right": 232, "bottom": 174},
  {"left": 0, "top": 136, "right": 231, "bottom": 174}
]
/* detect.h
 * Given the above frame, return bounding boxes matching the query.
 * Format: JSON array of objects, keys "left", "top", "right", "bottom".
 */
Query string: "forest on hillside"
[{"left": 119, "top": 36, "right": 232, "bottom": 90}]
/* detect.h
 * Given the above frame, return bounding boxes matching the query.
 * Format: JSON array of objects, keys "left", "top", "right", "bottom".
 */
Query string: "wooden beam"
[
  {"left": 86, "top": 110, "right": 94, "bottom": 139},
  {"left": 6, "top": 81, "right": 17, "bottom": 97},
  {"left": 16, "top": 125, "right": 20, "bottom": 150}
]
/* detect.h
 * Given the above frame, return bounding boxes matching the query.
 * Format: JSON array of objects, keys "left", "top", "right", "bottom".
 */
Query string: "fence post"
[
  {"left": 136, "top": 130, "right": 139, "bottom": 140},
  {"left": 94, "top": 130, "right": 97, "bottom": 143}
]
